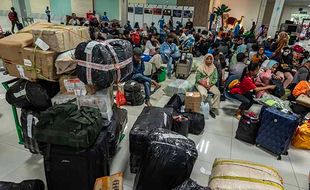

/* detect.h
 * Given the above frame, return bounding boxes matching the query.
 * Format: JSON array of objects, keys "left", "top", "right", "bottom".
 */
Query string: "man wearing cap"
[{"left": 132, "top": 47, "right": 161, "bottom": 107}]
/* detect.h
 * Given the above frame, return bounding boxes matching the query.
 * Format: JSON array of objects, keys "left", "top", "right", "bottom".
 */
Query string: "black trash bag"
[
  {"left": 75, "top": 40, "right": 133, "bottom": 89},
  {"left": 124, "top": 80, "right": 144, "bottom": 106},
  {"left": 172, "top": 179, "right": 211, "bottom": 190},
  {"left": 20, "top": 109, "right": 43, "bottom": 154},
  {"left": 182, "top": 112, "right": 205, "bottom": 135},
  {"left": 107, "top": 106, "right": 128, "bottom": 158},
  {"left": 129, "top": 106, "right": 174, "bottom": 173},
  {"left": 271, "top": 78, "right": 285, "bottom": 98},
  {"left": 165, "top": 93, "right": 185, "bottom": 112},
  {"left": 0, "top": 179, "right": 45, "bottom": 190},
  {"left": 235, "top": 113, "right": 259, "bottom": 144},
  {"left": 134, "top": 128, "right": 198, "bottom": 190},
  {"left": 172, "top": 115, "right": 189, "bottom": 137},
  {"left": 6, "top": 80, "right": 59, "bottom": 111}
]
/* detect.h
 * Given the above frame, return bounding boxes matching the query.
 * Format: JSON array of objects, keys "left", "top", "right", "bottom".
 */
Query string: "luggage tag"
[{"left": 35, "top": 38, "right": 49, "bottom": 51}]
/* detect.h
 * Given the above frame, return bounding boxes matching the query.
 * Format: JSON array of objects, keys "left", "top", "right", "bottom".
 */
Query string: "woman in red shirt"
[{"left": 231, "top": 62, "right": 276, "bottom": 119}]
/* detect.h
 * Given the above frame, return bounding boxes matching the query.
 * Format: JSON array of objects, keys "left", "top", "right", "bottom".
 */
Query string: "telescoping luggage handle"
[{"left": 77, "top": 39, "right": 132, "bottom": 83}]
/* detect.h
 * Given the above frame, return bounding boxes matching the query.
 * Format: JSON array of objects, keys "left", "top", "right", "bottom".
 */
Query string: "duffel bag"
[
  {"left": 124, "top": 80, "right": 141, "bottom": 92},
  {"left": 75, "top": 39, "right": 133, "bottom": 90},
  {"left": 6, "top": 79, "right": 59, "bottom": 111},
  {"left": 165, "top": 93, "right": 185, "bottom": 112},
  {"left": 0, "top": 179, "right": 45, "bottom": 190},
  {"left": 235, "top": 112, "right": 259, "bottom": 144},
  {"left": 34, "top": 103, "right": 102, "bottom": 148},
  {"left": 292, "top": 122, "right": 310, "bottom": 149},
  {"left": 182, "top": 112, "right": 205, "bottom": 135},
  {"left": 124, "top": 80, "right": 144, "bottom": 106},
  {"left": 172, "top": 115, "right": 190, "bottom": 137}
]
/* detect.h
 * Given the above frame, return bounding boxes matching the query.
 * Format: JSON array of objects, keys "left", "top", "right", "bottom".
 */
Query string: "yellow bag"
[
  {"left": 228, "top": 79, "right": 239, "bottom": 89},
  {"left": 292, "top": 122, "right": 310, "bottom": 149},
  {"left": 93, "top": 172, "right": 123, "bottom": 190}
]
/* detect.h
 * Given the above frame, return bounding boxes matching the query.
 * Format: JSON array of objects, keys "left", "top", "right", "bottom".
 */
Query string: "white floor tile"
[
  {"left": 196, "top": 133, "right": 231, "bottom": 163},
  {"left": 190, "top": 159, "right": 213, "bottom": 187},
  {"left": 204, "top": 115, "right": 233, "bottom": 138},
  {"left": 123, "top": 164, "right": 136, "bottom": 187},
  {"left": 124, "top": 184, "right": 133, "bottom": 190},
  {"left": 284, "top": 184, "right": 300, "bottom": 190}
]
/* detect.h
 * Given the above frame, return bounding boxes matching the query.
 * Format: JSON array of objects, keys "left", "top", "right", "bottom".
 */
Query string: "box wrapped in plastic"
[
  {"left": 133, "top": 128, "right": 198, "bottom": 190},
  {"left": 51, "top": 87, "right": 113, "bottom": 120},
  {"left": 172, "top": 179, "right": 211, "bottom": 190},
  {"left": 129, "top": 106, "right": 174, "bottom": 173},
  {"left": 163, "top": 79, "right": 194, "bottom": 97},
  {"left": 75, "top": 39, "right": 133, "bottom": 90},
  {"left": 208, "top": 158, "right": 284, "bottom": 190}
]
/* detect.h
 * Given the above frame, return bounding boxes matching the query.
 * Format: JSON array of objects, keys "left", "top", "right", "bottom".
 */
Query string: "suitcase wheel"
[
  {"left": 277, "top": 155, "right": 282, "bottom": 160},
  {"left": 283, "top": 151, "right": 288, "bottom": 155}
]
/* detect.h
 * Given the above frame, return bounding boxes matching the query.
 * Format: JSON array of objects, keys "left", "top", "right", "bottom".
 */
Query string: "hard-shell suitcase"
[
  {"left": 42, "top": 128, "right": 110, "bottom": 190},
  {"left": 256, "top": 107, "right": 300, "bottom": 160},
  {"left": 175, "top": 53, "right": 192, "bottom": 79}
]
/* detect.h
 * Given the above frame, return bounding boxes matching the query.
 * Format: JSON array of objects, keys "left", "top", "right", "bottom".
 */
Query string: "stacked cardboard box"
[
  {"left": 0, "top": 23, "right": 90, "bottom": 81},
  {"left": 185, "top": 92, "right": 202, "bottom": 113}
]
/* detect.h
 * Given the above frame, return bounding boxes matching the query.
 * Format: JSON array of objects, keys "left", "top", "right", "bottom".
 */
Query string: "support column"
[
  {"left": 120, "top": 0, "right": 128, "bottom": 26},
  {"left": 256, "top": 0, "right": 267, "bottom": 30},
  {"left": 193, "top": 0, "right": 211, "bottom": 28},
  {"left": 267, "top": 0, "right": 285, "bottom": 38}
]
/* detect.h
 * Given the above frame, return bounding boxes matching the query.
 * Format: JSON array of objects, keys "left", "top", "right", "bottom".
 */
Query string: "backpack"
[{"left": 130, "top": 31, "right": 141, "bottom": 46}]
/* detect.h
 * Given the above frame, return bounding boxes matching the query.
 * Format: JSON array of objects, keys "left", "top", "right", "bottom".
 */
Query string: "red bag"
[
  {"left": 130, "top": 31, "right": 140, "bottom": 46},
  {"left": 292, "top": 45, "right": 305, "bottom": 54},
  {"left": 116, "top": 89, "right": 127, "bottom": 107}
]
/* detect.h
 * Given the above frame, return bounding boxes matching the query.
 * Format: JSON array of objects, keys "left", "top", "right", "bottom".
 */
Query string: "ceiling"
[{"left": 268, "top": 0, "right": 310, "bottom": 6}]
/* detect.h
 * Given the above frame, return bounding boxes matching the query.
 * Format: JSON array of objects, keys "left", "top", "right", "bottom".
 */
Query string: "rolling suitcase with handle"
[{"left": 256, "top": 107, "right": 300, "bottom": 160}]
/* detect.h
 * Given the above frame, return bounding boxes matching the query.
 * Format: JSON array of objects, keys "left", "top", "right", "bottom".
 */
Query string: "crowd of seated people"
[{"left": 79, "top": 15, "right": 309, "bottom": 116}]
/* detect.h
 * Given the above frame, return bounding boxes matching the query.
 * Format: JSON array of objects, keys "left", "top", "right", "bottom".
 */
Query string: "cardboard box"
[
  {"left": 185, "top": 92, "right": 202, "bottom": 113},
  {"left": 4, "top": 61, "right": 36, "bottom": 81},
  {"left": 32, "top": 26, "right": 90, "bottom": 52},
  {"left": 22, "top": 47, "right": 58, "bottom": 80},
  {"left": 0, "top": 33, "right": 33, "bottom": 64}
]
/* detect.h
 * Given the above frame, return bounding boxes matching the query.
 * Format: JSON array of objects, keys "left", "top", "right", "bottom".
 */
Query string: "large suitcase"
[
  {"left": 42, "top": 127, "right": 110, "bottom": 190},
  {"left": 256, "top": 107, "right": 300, "bottom": 160},
  {"left": 175, "top": 53, "right": 192, "bottom": 79},
  {"left": 133, "top": 128, "right": 198, "bottom": 190},
  {"left": 129, "top": 106, "right": 174, "bottom": 173}
]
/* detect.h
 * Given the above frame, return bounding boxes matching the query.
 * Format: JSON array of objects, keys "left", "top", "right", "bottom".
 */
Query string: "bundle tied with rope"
[{"left": 75, "top": 39, "right": 133, "bottom": 90}]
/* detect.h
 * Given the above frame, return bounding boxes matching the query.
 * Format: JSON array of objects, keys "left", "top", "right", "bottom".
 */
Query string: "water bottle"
[{"left": 201, "top": 102, "right": 209, "bottom": 120}]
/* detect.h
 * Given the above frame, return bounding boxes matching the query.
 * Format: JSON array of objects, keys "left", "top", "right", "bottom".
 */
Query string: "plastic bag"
[
  {"left": 94, "top": 173, "right": 123, "bottom": 190},
  {"left": 134, "top": 128, "right": 198, "bottom": 190},
  {"left": 172, "top": 179, "right": 210, "bottom": 190},
  {"left": 116, "top": 88, "right": 127, "bottom": 107},
  {"left": 292, "top": 122, "right": 310, "bottom": 149},
  {"left": 200, "top": 102, "right": 210, "bottom": 120},
  {"left": 165, "top": 93, "right": 185, "bottom": 112}
]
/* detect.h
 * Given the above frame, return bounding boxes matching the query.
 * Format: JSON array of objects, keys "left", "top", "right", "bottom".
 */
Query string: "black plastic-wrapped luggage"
[
  {"left": 256, "top": 107, "right": 300, "bottom": 160},
  {"left": 0, "top": 180, "right": 45, "bottom": 190},
  {"left": 129, "top": 106, "right": 174, "bottom": 173},
  {"left": 134, "top": 128, "right": 198, "bottom": 190},
  {"left": 42, "top": 128, "right": 110, "bottom": 190},
  {"left": 20, "top": 109, "right": 42, "bottom": 154},
  {"left": 124, "top": 80, "right": 144, "bottom": 106},
  {"left": 107, "top": 106, "right": 128, "bottom": 158},
  {"left": 75, "top": 40, "right": 133, "bottom": 89},
  {"left": 235, "top": 113, "right": 259, "bottom": 144},
  {"left": 172, "top": 115, "right": 189, "bottom": 137},
  {"left": 164, "top": 93, "right": 185, "bottom": 112},
  {"left": 172, "top": 179, "right": 211, "bottom": 190},
  {"left": 182, "top": 112, "right": 205, "bottom": 135},
  {"left": 6, "top": 79, "right": 59, "bottom": 111}
]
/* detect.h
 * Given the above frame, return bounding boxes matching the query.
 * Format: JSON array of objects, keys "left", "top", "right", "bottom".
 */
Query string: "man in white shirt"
[{"left": 68, "top": 13, "right": 80, "bottom": 26}]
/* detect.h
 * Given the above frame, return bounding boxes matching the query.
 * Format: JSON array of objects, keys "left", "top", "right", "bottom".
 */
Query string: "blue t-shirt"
[{"left": 158, "top": 19, "right": 165, "bottom": 29}]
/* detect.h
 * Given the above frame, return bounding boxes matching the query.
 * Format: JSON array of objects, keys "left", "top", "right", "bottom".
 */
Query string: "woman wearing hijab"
[
  {"left": 275, "top": 47, "right": 294, "bottom": 88},
  {"left": 196, "top": 54, "right": 221, "bottom": 116},
  {"left": 271, "top": 31, "right": 289, "bottom": 58},
  {"left": 252, "top": 46, "right": 268, "bottom": 65}
]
